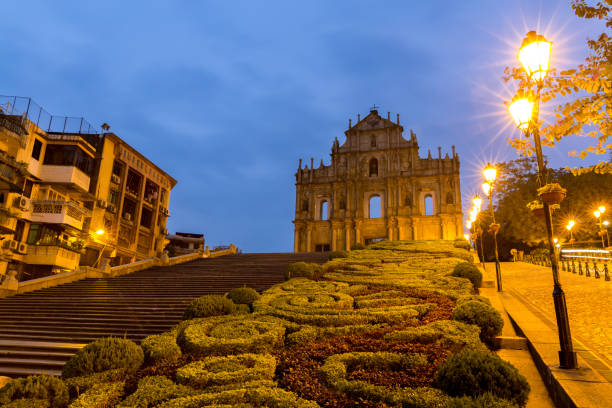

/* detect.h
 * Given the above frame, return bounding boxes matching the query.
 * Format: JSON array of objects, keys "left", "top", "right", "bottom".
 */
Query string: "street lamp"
[
  {"left": 482, "top": 163, "right": 502, "bottom": 292},
  {"left": 508, "top": 31, "right": 577, "bottom": 369},
  {"left": 473, "top": 195, "right": 482, "bottom": 211},
  {"left": 594, "top": 208, "right": 607, "bottom": 248},
  {"left": 566, "top": 220, "right": 575, "bottom": 244}
]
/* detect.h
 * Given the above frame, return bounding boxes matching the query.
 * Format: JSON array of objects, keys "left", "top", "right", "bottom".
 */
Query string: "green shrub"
[
  {"left": 176, "top": 353, "right": 276, "bottom": 389},
  {"left": 141, "top": 332, "right": 182, "bottom": 364},
  {"left": 283, "top": 262, "right": 322, "bottom": 280},
  {"left": 155, "top": 387, "right": 321, "bottom": 408},
  {"left": 384, "top": 320, "right": 485, "bottom": 352},
  {"left": 451, "top": 301, "right": 503, "bottom": 347},
  {"left": 318, "top": 352, "right": 442, "bottom": 406},
  {"left": 435, "top": 349, "right": 529, "bottom": 407},
  {"left": 328, "top": 250, "right": 348, "bottom": 260},
  {"left": 62, "top": 337, "right": 144, "bottom": 379},
  {"left": 451, "top": 263, "right": 483, "bottom": 288},
  {"left": 350, "top": 243, "right": 366, "bottom": 250},
  {"left": 453, "top": 239, "right": 472, "bottom": 251},
  {"left": 116, "top": 376, "right": 197, "bottom": 408},
  {"left": 2, "top": 399, "right": 50, "bottom": 408},
  {"left": 449, "top": 392, "right": 518, "bottom": 408},
  {"left": 455, "top": 295, "right": 492, "bottom": 307},
  {"left": 64, "top": 368, "right": 127, "bottom": 397},
  {"left": 68, "top": 381, "right": 124, "bottom": 408},
  {"left": 227, "top": 286, "right": 260, "bottom": 305},
  {"left": 0, "top": 375, "right": 68, "bottom": 408},
  {"left": 176, "top": 315, "right": 286, "bottom": 356},
  {"left": 183, "top": 295, "right": 237, "bottom": 320}
]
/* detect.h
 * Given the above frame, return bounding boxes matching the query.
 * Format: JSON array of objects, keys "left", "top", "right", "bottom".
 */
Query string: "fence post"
[
  {"left": 605, "top": 263, "right": 610, "bottom": 281},
  {"left": 594, "top": 262, "right": 600, "bottom": 279},
  {"left": 578, "top": 260, "right": 583, "bottom": 275}
]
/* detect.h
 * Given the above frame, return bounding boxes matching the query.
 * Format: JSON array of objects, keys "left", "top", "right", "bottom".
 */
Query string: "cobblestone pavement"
[{"left": 490, "top": 262, "right": 612, "bottom": 368}]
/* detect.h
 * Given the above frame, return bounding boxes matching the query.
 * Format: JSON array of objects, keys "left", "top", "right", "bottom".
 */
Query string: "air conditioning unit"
[
  {"left": 111, "top": 174, "right": 121, "bottom": 184},
  {"left": 107, "top": 204, "right": 116, "bottom": 214},
  {"left": 123, "top": 212, "right": 132, "bottom": 221},
  {"left": 97, "top": 199, "right": 108, "bottom": 209},
  {"left": 17, "top": 242, "right": 27, "bottom": 254},
  {"left": 12, "top": 196, "right": 30, "bottom": 211},
  {"left": 8, "top": 240, "right": 19, "bottom": 251}
]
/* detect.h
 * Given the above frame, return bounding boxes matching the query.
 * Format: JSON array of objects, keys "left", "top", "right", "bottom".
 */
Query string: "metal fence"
[
  {"left": 524, "top": 249, "right": 611, "bottom": 281},
  {"left": 0, "top": 95, "right": 97, "bottom": 135}
]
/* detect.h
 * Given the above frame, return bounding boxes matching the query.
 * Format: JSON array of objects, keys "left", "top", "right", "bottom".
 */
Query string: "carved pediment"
[{"left": 351, "top": 111, "right": 397, "bottom": 131}]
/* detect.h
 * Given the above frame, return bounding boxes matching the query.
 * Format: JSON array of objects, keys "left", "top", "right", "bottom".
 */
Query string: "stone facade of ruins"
[{"left": 293, "top": 109, "right": 463, "bottom": 252}]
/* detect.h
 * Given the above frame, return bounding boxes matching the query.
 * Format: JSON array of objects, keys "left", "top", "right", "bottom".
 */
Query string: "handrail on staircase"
[{"left": 0, "top": 244, "right": 238, "bottom": 298}]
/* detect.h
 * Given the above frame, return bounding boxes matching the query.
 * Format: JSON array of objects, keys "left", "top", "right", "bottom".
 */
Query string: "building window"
[
  {"left": 126, "top": 170, "right": 142, "bottom": 196},
  {"left": 140, "top": 207, "right": 153, "bottom": 229},
  {"left": 112, "top": 161, "right": 123, "bottom": 177},
  {"left": 108, "top": 189, "right": 119, "bottom": 205},
  {"left": 371, "top": 135, "right": 376, "bottom": 147},
  {"left": 369, "top": 158, "right": 378, "bottom": 177},
  {"left": 301, "top": 199, "right": 309, "bottom": 212},
  {"left": 424, "top": 195, "right": 434, "bottom": 216},
  {"left": 122, "top": 197, "right": 137, "bottom": 222},
  {"left": 23, "top": 180, "right": 33, "bottom": 198},
  {"left": 369, "top": 195, "right": 381, "bottom": 219},
  {"left": 320, "top": 201, "right": 328, "bottom": 220},
  {"left": 43, "top": 145, "right": 93, "bottom": 175},
  {"left": 31, "top": 139, "right": 43, "bottom": 160}
]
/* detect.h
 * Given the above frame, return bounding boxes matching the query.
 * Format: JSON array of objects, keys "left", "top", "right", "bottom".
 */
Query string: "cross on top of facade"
[{"left": 370, "top": 104, "right": 379, "bottom": 112}]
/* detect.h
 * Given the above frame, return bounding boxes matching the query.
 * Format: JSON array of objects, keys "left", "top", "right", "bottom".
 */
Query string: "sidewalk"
[{"left": 479, "top": 261, "right": 612, "bottom": 408}]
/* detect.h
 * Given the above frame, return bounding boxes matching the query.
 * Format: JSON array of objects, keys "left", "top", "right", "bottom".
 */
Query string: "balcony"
[
  {"left": 39, "top": 165, "right": 90, "bottom": 192},
  {"left": 23, "top": 244, "right": 81, "bottom": 270},
  {"left": 29, "top": 201, "right": 91, "bottom": 230},
  {"left": 0, "top": 207, "right": 17, "bottom": 233},
  {"left": 0, "top": 114, "right": 28, "bottom": 148},
  {"left": 0, "top": 151, "right": 26, "bottom": 192}
]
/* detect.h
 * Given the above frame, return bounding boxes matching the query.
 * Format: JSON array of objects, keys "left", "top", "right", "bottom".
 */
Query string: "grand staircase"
[{"left": 0, "top": 252, "right": 328, "bottom": 378}]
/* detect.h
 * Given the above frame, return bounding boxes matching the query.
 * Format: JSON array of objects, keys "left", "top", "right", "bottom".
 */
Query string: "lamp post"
[
  {"left": 566, "top": 220, "right": 575, "bottom": 245},
  {"left": 472, "top": 195, "right": 486, "bottom": 270},
  {"left": 594, "top": 207, "right": 606, "bottom": 248},
  {"left": 482, "top": 165, "right": 502, "bottom": 292},
  {"left": 604, "top": 220, "right": 610, "bottom": 247},
  {"left": 508, "top": 31, "right": 577, "bottom": 369}
]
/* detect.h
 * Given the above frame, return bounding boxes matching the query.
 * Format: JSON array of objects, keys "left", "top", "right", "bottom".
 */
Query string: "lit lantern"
[
  {"left": 508, "top": 92, "right": 534, "bottom": 131},
  {"left": 483, "top": 163, "right": 497, "bottom": 183},
  {"left": 518, "top": 31, "right": 552, "bottom": 82},
  {"left": 482, "top": 182, "right": 491, "bottom": 197},
  {"left": 472, "top": 195, "right": 482, "bottom": 210}
]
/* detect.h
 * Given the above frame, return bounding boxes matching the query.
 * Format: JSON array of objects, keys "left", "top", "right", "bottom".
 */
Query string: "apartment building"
[{"left": 0, "top": 96, "right": 176, "bottom": 280}]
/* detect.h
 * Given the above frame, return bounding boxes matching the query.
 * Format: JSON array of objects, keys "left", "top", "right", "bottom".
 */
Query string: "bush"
[
  {"left": 453, "top": 238, "right": 472, "bottom": 251},
  {"left": 451, "top": 301, "right": 503, "bottom": 347},
  {"left": 283, "top": 262, "right": 322, "bottom": 280},
  {"left": 448, "top": 392, "right": 518, "bottom": 408},
  {"left": 350, "top": 243, "right": 365, "bottom": 250},
  {"left": 2, "top": 399, "right": 50, "bottom": 408},
  {"left": 0, "top": 375, "right": 68, "bottom": 408},
  {"left": 117, "top": 376, "right": 197, "bottom": 408},
  {"left": 183, "top": 295, "right": 237, "bottom": 320},
  {"left": 64, "top": 368, "right": 127, "bottom": 397},
  {"left": 68, "top": 381, "right": 124, "bottom": 408},
  {"left": 176, "top": 353, "right": 276, "bottom": 390},
  {"left": 455, "top": 295, "right": 491, "bottom": 307},
  {"left": 435, "top": 349, "right": 529, "bottom": 407},
  {"left": 141, "top": 332, "right": 182, "bottom": 364},
  {"left": 384, "top": 320, "right": 485, "bottom": 352},
  {"left": 227, "top": 286, "right": 260, "bottom": 305},
  {"left": 176, "top": 315, "right": 286, "bottom": 356},
  {"left": 451, "top": 263, "right": 483, "bottom": 289},
  {"left": 62, "top": 337, "right": 144, "bottom": 379},
  {"left": 328, "top": 250, "right": 348, "bottom": 260},
  {"left": 155, "top": 387, "right": 320, "bottom": 408}
]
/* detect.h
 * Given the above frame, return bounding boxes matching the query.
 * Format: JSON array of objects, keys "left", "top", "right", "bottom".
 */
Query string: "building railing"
[
  {"left": 0, "top": 95, "right": 97, "bottom": 135},
  {"left": 524, "top": 249, "right": 611, "bottom": 282},
  {"left": 0, "top": 114, "right": 28, "bottom": 147},
  {"left": 31, "top": 200, "right": 91, "bottom": 222}
]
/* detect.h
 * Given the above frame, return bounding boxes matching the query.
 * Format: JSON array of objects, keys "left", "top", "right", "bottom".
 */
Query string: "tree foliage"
[
  {"left": 503, "top": 0, "right": 611, "bottom": 173},
  {"left": 473, "top": 157, "right": 612, "bottom": 258}
]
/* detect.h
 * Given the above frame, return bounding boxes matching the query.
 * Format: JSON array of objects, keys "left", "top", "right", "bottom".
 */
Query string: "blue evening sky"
[{"left": 1, "top": 1, "right": 606, "bottom": 252}]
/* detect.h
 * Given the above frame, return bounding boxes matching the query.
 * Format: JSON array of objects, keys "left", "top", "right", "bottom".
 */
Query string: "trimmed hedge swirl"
[
  {"left": 176, "top": 315, "right": 286, "bottom": 356},
  {"left": 176, "top": 353, "right": 276, "bottom": 390}
]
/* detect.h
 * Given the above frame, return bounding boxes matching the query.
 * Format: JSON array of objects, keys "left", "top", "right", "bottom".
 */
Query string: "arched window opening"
[
  {"left": 369, "top": 158, "right": 378, "bottom": 177},
  {"left": 301, "top": 199, "right": 309, "bottom": 212},
  {"left": 369, "top": 195, "right": 382, "bottom": 219},
  {"left": 370, "top": 135, "right": 377, "bottom": 147},
  {"left": 320, "top": 201, "right": 328, "bottom": 220},
  {"left": 424, "top": 195, "right": 434, "bottom": 216}
]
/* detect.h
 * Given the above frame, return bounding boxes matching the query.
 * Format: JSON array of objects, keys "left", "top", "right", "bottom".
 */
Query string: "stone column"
[
  {"left": 306, "top": 225, "right": 312, "bottom": 252},
  {"left": 293, "top": 228, "right": 300, "bottom": 253}
]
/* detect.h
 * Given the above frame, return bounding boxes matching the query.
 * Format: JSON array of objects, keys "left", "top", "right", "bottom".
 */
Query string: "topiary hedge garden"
[{"left": 0, "top": 240, "right": 528, "bottom": 407}]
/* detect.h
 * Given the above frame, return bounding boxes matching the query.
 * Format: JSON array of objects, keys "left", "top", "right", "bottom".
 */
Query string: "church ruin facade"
[{"left": 293, "top": 108, "right": 463, "bottom": 252}]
